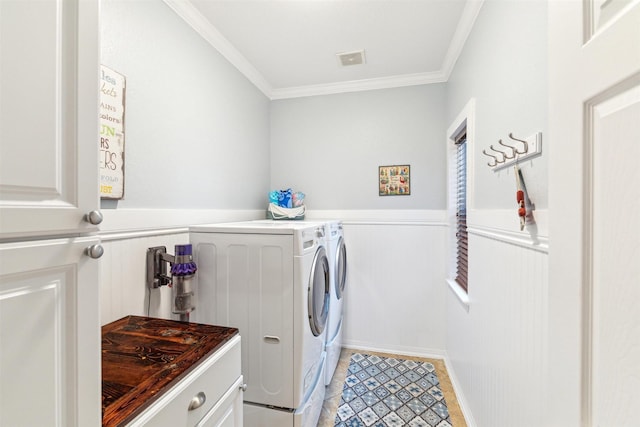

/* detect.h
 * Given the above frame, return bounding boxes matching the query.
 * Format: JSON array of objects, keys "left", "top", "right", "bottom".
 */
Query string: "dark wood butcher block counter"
[{"left": 101, "top": 315, "right": 239, "bottom": 427}]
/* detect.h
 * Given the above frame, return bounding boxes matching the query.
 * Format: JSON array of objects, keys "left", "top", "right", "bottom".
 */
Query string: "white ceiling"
[{"left": 164, "top": 0, "right": 484, "bottom": 99}]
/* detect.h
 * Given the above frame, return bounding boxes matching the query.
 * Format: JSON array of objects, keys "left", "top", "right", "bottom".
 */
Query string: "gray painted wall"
[
  {"left": 100, "top": 0, "right": 270, "bottom": 209},
  {"left": 446, "top": 0, "right": 548, "bottom": 210},
  {"left": 444, "top": 2, "right": 549, "bottom": 425},
  {"left": 99, "top": 0, "right": 545, "bottom": 213},
  {"left": 270, "top": 85, "right": 447, "bottom": 210}
]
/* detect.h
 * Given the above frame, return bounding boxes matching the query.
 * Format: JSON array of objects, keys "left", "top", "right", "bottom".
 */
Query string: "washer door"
[
  {"left": 335, "top": 237, "right": 347, "bottom": 300},
  {"left": 308, "top": 246, "right": 330, "bottom": 337}
]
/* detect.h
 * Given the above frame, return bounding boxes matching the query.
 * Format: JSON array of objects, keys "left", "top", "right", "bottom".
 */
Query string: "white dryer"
[
  {"left": 189, "top": 221, "right": 330, "bottom": 427},
  {"left": 323, "top": 220, "right": 347, "bottom": 385}
]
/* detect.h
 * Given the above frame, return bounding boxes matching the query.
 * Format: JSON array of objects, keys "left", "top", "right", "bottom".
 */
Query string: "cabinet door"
[
  {"left": 0, "top": 0, "right": 100, "bottom": 239},
  {"left": 196, "top": 377, "right": 244, "bottom": 427},
  {"left": 0, "top": 237, "right": 101, "bottom": 427}
]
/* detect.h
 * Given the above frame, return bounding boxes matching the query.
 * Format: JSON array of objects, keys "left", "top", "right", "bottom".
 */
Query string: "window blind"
[{"left": 455, "top": 133, "right": 468, "bottom": 291}]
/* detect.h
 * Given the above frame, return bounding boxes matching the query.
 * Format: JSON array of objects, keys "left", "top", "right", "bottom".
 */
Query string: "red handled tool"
[{"left": 515, "top": 166, "right": 526, "bottom": 230}]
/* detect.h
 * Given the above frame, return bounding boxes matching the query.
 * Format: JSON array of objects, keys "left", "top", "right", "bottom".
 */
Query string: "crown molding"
[
  {"left": 441, "top": 0, "right": 485, "bottom": 80},
  {"left": 270, "top": 71, "right": 447, "bottom": 100},
  {"left": 164, "top": 0, "right": 484, "bottom": 100},
  {"left": 162, "top": 0, "right": 273, "bottom": 98}
]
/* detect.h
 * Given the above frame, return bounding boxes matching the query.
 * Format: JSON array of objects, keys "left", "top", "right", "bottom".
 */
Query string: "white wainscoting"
[
  {"left": 99, "top": 209, "right": 266, "bottom": 325},
  {"left": 100, "top": 231, "right": 190, "bottom": 325},
  {"left": 339, "top": 216, "right": 448, "bottom": 358},
  {"left": 99, "top": 209, "right": 450, "bottom": 357},
  {"left": 446, "top": 218, "right": 549, "bottom": 427},
  {"left": 99, "top": 208, "right": 266, "bottom": 233},
  {"left": 97, "top": 207, "right": 551, "bottom": 426}
]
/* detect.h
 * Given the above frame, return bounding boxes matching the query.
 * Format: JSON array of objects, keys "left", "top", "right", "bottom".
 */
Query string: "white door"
[
  {"left": 549, "top": 1, "right": 640, "bottom": 426},
  {"left": 0, "top": 0, "right": 100, "bottom": 239},
  {"left": 0, "top": 237, "right": 101, "bottom": 427}
]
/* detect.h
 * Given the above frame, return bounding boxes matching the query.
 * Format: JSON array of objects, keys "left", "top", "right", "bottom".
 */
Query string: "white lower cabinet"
[
  {"left": 0, "top": 237, "right": 101, "bottom": 427},
  {"left": 196, "top": 376, "right": 244, "bottom": 427},
  {"left": 126, "top": 335, "right": 243, "bottom": 427}
]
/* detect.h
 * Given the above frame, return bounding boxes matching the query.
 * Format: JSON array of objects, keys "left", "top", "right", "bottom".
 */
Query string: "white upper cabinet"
[{"left": 0, "top": 0, "right": 100, "bottom": 239}]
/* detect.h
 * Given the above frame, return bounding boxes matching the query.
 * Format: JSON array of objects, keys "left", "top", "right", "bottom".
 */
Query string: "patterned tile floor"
[{"left": 317, "top": 349, "right": 467, "bottom": 427}]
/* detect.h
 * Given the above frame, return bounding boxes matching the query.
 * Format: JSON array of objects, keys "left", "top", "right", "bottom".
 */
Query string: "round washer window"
[
  {"left": 309, "top": 246, "right": 330, "bottom": 337},
  {"left": 335, "top": 237, "right": 347, "bottom": 300}
]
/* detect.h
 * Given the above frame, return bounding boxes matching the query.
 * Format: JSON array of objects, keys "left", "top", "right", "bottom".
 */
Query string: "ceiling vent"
[{"left": 336, "top": 49, "right": 366, "bottom": 67}]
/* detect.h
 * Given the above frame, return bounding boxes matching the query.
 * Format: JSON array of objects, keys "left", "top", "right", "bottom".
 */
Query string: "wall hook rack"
[
  {"left": 489, "top": 131, "right": 542, "bottom": 172},
  {"left": 482, "top": 149, "right": 501, "bottom": 167},
  {"left": 490, "top": 143, "right": 514, "bottom": 160},
  {"left": 508, "top": 132, "right": 529, "bottom": 154},
  {"left": 498, "top": 139, "right": 517, "bottom": 158}
]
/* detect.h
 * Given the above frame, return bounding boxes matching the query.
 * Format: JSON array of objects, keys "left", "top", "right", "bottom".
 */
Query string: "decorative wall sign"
[
  {"left": 99, "top": 65, "right": 126, "bottom": 199},
  {"left": 379, "top": 165, "right": 410, "bottom": 196}
]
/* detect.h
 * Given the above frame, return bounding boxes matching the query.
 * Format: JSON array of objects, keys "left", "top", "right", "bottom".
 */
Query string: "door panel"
[
  {"left": 588, "top": 78, "right": 640, "bottom": 426},
  {"left": 0, "top": 237, "right": 101, "bottom": 427},
  {"left": 585, "top": 0, "right": 637, "bottom": 39},
  {"left": 549, "top": 1, "right": 640, "bottom": 425},
  {"left": 197, "top": 377, "right": 244, "bottom": 427},
  {"left": 0, "top": 0, "right": 99, "bottom": 238}
]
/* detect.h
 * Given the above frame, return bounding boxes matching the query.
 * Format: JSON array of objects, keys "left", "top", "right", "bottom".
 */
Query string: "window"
[
  {"left": 454, "top": 132, "right": 468, "bottom": 292},
  {"left": 447, "top": 98, "right": 474, "bottom": 303}
]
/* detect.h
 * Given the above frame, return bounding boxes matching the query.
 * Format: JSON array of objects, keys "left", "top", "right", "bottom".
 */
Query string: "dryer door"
[
  {"left": 335, "top": 237, "right": 347, "bottom": 300},
  {"left": 308, "top": 246, "right": 330, "bottom": 337}
]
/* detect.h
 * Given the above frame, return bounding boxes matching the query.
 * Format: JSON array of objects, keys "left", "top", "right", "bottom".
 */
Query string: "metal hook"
[
  {"left": 508, "top": 133, "right": 528, "bottom": 154},
  {"left": 482, "top": 149, "right": 501, "bottom": 167},
  {"left": 488, "top": 145, "right": 506, "bottom": 163},
  {"left": 490, "top": 143, "right": 514, "bottom": 160},
  {"left": 498, "top": 139, "right": 517, "bottom": 158}
]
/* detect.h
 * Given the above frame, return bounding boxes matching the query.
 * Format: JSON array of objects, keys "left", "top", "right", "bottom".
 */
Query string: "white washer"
[
  {"left": 190, "top": 221, "right": 329, "bottom": 427},
  {"left": 323, "top": 220, "right": 347, "bottom": 385},
  {"left": 251, "top": 218, "right": 347, "bottom": 386},
  {"left": 250, "top": 219, "right": 330, "bottom": 344}
]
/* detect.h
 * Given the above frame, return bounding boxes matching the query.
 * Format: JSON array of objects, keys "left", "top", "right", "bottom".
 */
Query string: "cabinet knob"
[
  {"left": 188, "top": 391, "right": 206, "bottom": 411},
  {"left": 85, "top": 210, "right": 103, "bottom": 225},
  {"left": 240, "top": 383, "right": 248, "bottom": 392},
  {"left": 86, "top": 244, "right": 104, "bottom": 259}
]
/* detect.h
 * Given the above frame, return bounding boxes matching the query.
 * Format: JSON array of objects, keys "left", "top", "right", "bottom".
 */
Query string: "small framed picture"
[{"left": 379, "top": 165, "right": 410, "bottom": 196}]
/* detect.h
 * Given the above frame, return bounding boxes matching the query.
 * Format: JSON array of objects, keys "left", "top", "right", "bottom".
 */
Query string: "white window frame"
[{"left": 446, "top": 98, "right": 475, "bottom": 310}]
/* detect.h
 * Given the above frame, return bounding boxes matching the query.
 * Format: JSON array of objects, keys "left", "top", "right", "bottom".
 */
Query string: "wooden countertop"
[{"left": 101, "top": 315, "right": 239, "bottom": 427}]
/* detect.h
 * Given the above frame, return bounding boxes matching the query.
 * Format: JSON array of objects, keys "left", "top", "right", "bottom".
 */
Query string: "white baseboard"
[
  {"left": 442, "top": 356, "right": 477, "bottom": 427},
  {"left": 342, "top": 340, "right": 446, "bottom": 360}
]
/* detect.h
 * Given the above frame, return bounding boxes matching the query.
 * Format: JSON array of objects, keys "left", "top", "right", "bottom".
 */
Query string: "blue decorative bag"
[{"left": 267, "top": 188, "right": 305, "bottom": 220}]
